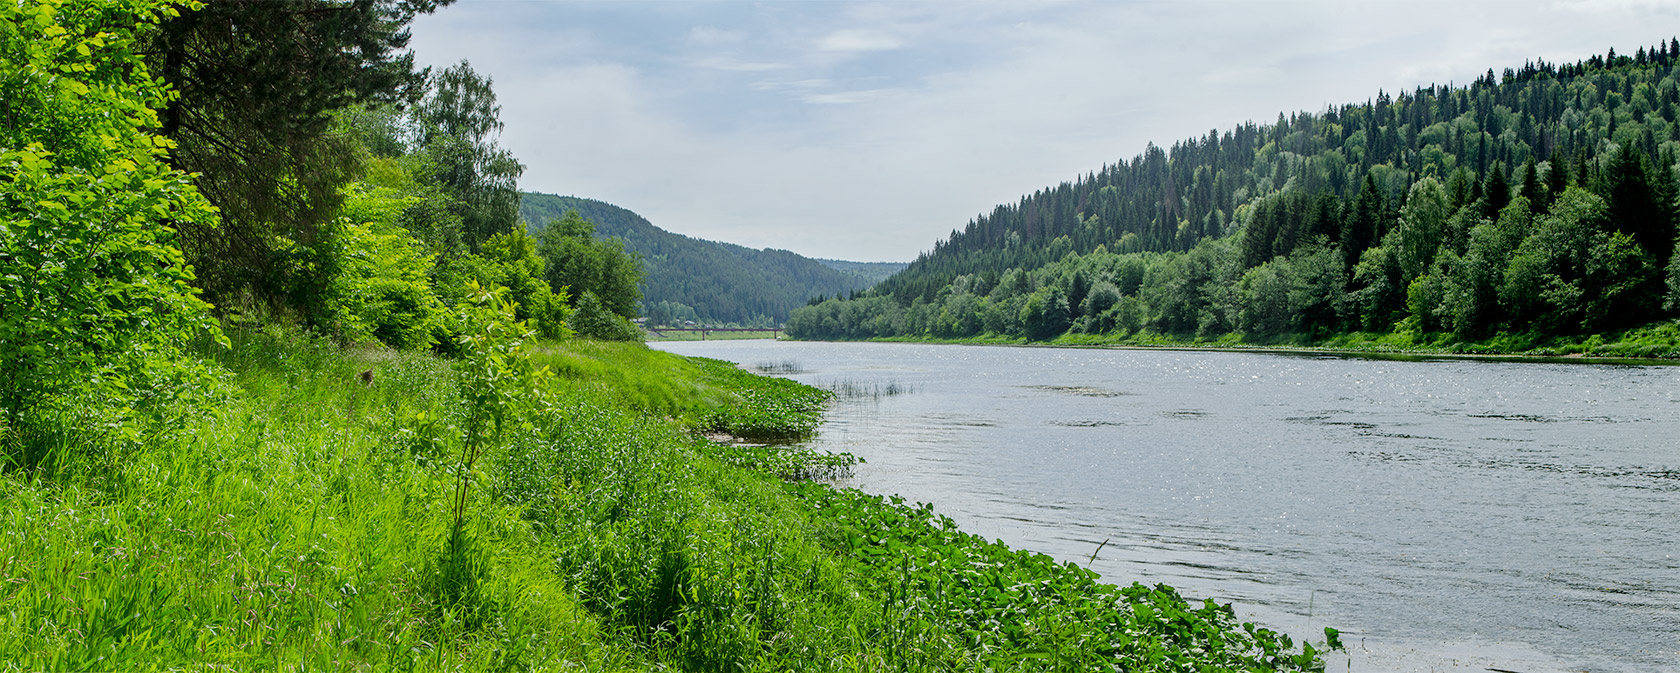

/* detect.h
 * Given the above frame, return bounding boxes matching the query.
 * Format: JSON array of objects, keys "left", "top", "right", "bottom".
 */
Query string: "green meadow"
[{"left": 0, "top": 327, "right": 1331, "bottom": 671}]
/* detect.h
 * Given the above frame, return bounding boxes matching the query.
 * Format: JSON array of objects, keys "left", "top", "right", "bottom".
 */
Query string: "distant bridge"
[{"left": 646, "top": 327, "right": 780, "bottom": 339}]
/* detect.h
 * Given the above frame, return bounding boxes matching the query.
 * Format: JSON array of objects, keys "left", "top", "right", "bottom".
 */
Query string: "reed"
[{"left": 823, "top": 378, "right": 915, "bottom": 400}]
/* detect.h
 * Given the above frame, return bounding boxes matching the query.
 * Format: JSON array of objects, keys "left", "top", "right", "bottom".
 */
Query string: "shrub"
[
  {"left": 318, "top": 184, "right": 446, "bottom": 349},
  {"left": 0, "top": 0, "right": 223, "bottom": 461},
  {"left": 481, "top": 229, "right": 573, "bottom": 339},
  {"left": 569, "top": 291, "right": 642, "bottom": 341}
]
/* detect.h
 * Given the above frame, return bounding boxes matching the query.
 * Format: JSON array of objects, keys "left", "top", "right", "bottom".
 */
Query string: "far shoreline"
[
  {"left": 1082, "top": 341, "right": 1680, "bottom": 367},
  {"left": 767, "top": 334, "right": 1680, "bottom": 367}
]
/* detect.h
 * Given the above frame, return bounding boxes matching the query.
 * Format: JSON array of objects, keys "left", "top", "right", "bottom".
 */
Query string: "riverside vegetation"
[
  {"left": 1, "top": 0, "right": 1332, "bottom": 669},
  {"left": 0, "top": 315, "right": 1336, "bottom": 671}
]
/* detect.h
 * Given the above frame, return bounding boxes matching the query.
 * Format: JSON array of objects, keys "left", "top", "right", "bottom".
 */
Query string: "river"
[{"left": 650, "top": 340, "right": 1680, "bottom": 672}]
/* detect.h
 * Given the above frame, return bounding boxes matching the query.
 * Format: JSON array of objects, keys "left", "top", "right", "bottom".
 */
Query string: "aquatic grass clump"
[
  {"left": 823, "top": 378, "right": 915, "bottom": 400},
  {"left": 786, "top": 482, "right": 1340, "bottom": 671},
  {"left": 691, "top": 358, "right": 831, "bottom": 440},
  {"left": 696, "top": 437, "right": 860, "bottom": 481},
  {"left": 752, "top": 360, "right": 807, "bottom": 375}
]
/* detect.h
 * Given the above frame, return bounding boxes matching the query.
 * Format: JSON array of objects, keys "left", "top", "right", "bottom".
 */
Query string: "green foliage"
[
  {"left": 1405, "top": 251, "right": 1455, "bottom": 333},
  {"left": 1236, "top": 261, "right": 1294, "bottom": 334},
  {"left": 690, "top": 357, "right": 831, "bottom": 440},
  {"left": 438, "top": 284, "right": 553, "bottom": 620},
  {"left": 1503, "top": 188, "right": 1657, "bottom": 333},
  {"left": 1237, "top": 247, "right": 1349, "bottom": 336},
  {"left": 1395, "top": 177, "right": 1451, "bottom": 283},
  {"left": 0, "top": 0, "right": 223, "bottom": 461},
  {"left": 786, "top": 483, "right": 1331, "bottom": 671},
  {"left": 1601, "top": 145, "right": 1677, "bottom": 267},
  {"left": 536, "top": 209, "right": 644, "bottom": 319},
  {"left": 522, "top": 193, "right": 882, "bottom": 325},
  {"left": 319, "top": 183, "right": 447, "bottom": 349},
  {"left": 324, "top": 81, "right": 571, "bottom": 348},
  {"left": 152, "top": 0, "right": 449, "bottom": 307},
  {"left": 1022, "top": 285, "right": 1072, "bottom": 340},
  {"left": 480, "top": 229, "right": 574, "bottom": 339},
  {"left": 645, "top": 298, "right": 700, "bottom": 327},
  {"left": 357, "top": 150, "right": 470, "bottom": 258},
  {"left": 567, "top": 291, "right": 642, "bottom": 341},
  {"left": 697, "top": 437, "right": 859, "bottom": 481},
  {"left": 1352, "top": 238, "right": 1405, "bottom": 330},
  {"left": 1667, "top": 238, "right": 1680, "bottom": 312},
  {"left": 1437, "top": 201, "right": 1526, "bottom": 337},
  {"left": 414, "top": 61, "right": 523, "bottom": 251}
]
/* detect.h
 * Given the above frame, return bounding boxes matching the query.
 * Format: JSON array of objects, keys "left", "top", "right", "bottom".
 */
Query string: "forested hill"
[
  {"left": 814, "top": 259, "right": 910, "bottom": 285},
  {"left": 520, "top": 192, "right": 880, "bottom": 325},
  {"left": 792, "top": 42, "right": 1680, "bottom": 347}
]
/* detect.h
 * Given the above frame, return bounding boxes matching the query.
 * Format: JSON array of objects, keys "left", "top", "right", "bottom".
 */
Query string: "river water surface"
[{"left": 650, "top": 340, "right": 1679, "bottom": 672}]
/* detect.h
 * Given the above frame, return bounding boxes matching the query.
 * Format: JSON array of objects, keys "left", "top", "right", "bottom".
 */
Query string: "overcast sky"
[{"left": 408, "top": 0, "right": 1680, "bottom": 262}]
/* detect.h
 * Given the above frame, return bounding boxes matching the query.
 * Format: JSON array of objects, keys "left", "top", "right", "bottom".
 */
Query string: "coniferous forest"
[
  {"left": 520, "top": 192, "right": 883, "bottom": 326},
  {"left": 789, "top": 45, "right": 1680, "bottom": 354}
]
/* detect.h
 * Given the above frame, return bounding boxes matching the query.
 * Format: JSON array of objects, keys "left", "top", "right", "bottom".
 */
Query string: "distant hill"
[
  {"left": 520, "top": 192, "right": 886, "bottom": 325},
  {"left": 814, "top": 259, "right": 909, "bottom": 285},
  {"left": 793, "top": 42, "right": 1680, "bottom": 344}
]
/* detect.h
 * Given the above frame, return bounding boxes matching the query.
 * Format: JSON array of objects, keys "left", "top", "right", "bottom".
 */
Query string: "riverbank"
[
  {"left": 656, "top": 338, "right": 1680, "bottom": 672},
  {"left": 851, "top": 318, "right": 1680, "bottom": 364},
  {"left": 0, "top": 327, "right": 1329, "bottom": 670}
]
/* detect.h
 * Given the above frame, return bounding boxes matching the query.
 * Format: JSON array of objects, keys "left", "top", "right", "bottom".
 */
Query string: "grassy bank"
[
  {"left": 860, "top": 319, "right": 1680, "bottom": 362},
  {"left": 0, "top": 327, "right": 1329, "bottom": 671}
]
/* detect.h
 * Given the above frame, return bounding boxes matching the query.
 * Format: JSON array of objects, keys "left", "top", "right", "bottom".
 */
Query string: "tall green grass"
[{"left": 0, "top": 326, "right": 1328, "bottom": 671}]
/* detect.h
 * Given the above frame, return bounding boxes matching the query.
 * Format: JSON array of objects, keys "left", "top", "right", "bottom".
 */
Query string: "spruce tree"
[
  {"left": 1544, "top": 153, "right": 1570, "bottom": 212},
  {"left": 150, "top": 0, "right": 453, "bottom": 308},
  {"left": 1604, "top": 148, "right": 1677, "bottom": 267},
  {"left": 1518, "top": 157, "right": 1542, "bottom": 203},
  {"left": 1482, "top": 162, "right": 1511, "bottom": 221},
  {"left": 1342, "top": 174, "right": 1385, "bottom": 273}
]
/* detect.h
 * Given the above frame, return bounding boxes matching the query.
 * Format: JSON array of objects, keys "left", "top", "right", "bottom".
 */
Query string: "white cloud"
[
  {"left": 803, "top": 88, "right": 897, "bottom": 105},
  {"left": 686, "top": 56, "right": 789, "bottom": 72},
  {"left": 750, "top": 78, "right": 832, "bottom": 92},
  {"left": 816, "top": 28, "right": 903, "bottom": 52},
  {"left": 408, "top": 1, "right": 1680, "bottom": 262},
  {"left": 1550, "top": 0, "right": 1680, "bottom": 12},
  {"left": 688, "top": 25, "right": 747, "bottom": 45}
]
